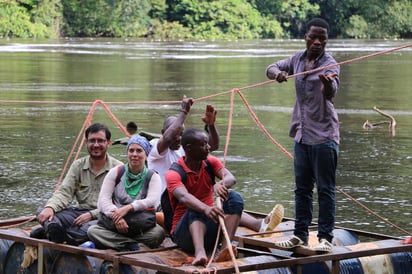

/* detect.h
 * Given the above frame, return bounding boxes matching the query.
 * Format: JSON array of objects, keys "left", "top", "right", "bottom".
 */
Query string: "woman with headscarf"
[{"left": 87, "top": 135, "right": 165, "bottom": 251}]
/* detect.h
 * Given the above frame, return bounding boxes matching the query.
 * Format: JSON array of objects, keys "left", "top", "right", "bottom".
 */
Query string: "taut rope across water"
[{"left": 1, "top": 43, "right": 411, "bottom": 235}]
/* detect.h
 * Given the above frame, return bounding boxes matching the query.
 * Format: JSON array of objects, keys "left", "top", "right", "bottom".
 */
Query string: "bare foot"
[{"left": 192, "top": 256, "right": 207, "bottom": 266}]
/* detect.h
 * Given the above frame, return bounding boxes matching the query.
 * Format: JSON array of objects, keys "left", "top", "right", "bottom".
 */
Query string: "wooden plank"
[
  {"left": 0, "top": 217, "right": 411, "bottom": 273},
  {"left": 243, "top": 210, "right": 404, "bottom": 240},
  {"left": 0, "top": 215, "right": 36, "bottom": 227}
]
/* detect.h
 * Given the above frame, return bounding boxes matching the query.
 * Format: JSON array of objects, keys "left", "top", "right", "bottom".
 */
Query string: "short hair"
[
  {"left": 181, "top": 128, "right": 204, "bottom": 148},
  {"left": 126, "top": 121, "right": 138, "bottom": 134},
  {"left": 85, "top": 123, "right": 111, "bottom": 140},
  {"left": 306, "top": 18, "right": 330, "bottom": 33}
]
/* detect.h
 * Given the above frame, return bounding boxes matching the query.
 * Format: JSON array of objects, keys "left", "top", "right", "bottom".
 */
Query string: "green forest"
[{"left": 0, "top": 0, "right": 411, "bottom": 39}]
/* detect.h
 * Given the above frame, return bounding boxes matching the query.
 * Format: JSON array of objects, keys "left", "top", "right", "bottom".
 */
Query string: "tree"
[
  {"left": 31, "top": 0, "right": 62, "bottom": 37},
  {"left": 344, "top": 15, "right": 369, "bottom": 39},
  {"left": 163, "top": 0, "right": 282, "bottom": 39},
  {"left": 61, "top": 0, "right": 154, "bottom": 37},
  {"left": 0, "top": 0, "right": 60, "bottom": 38},
  {"left": 277, "top": 0, "right": 320, "bottom": 38},
  {"left": 378, "top": 0, "right": 412, "bottom": 38}
]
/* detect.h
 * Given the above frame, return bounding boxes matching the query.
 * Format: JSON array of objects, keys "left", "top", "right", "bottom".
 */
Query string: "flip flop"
[{"left": 260, "top": 204, "right": 284, "bottom": 232}]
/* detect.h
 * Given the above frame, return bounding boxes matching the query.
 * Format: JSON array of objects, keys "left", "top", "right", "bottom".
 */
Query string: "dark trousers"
[
  {"left": 293, "top": 141, "right": 338, "bottom": 243},
  {"left": 172, "top": 190, "right": 244, "bottom": 254},
  {"left": 36, "top": 206, "right": 97, "bottom": 244}
]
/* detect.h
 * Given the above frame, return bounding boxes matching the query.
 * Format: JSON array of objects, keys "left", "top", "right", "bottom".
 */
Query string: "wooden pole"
[{"left": 215, "top": 197, "right": 240, "bottom": 273}]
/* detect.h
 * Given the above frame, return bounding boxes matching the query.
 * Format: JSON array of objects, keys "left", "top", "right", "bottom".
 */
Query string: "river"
[{"left": 0, "top": 38, "right": 411, "bottom": 237}]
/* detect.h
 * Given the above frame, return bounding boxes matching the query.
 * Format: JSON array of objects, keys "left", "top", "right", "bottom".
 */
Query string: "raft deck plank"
[{"left": 1, "top": 217, "right": 412, "bottom": 274}]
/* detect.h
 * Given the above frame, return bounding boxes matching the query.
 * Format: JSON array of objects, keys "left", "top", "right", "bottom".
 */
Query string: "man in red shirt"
[{"left": 165, "top": 128, "right": 243, "bottom": 266}]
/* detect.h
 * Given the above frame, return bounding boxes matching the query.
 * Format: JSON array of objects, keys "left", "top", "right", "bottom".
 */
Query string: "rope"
[
  {"left": 99, "top": 100, "right": 131, "bottom": 137},
  {"left": 2, "top": 41, "right": 411, "bottom": 108},
  {"left": 55, "top": 101, "right": 98, "bottom": 189},
  {"left": 183, "top": 42, "right": 412, "bottom": 100},
  {"left": 214, "top": 197, "right": 240, "bottom": 273},
  {"left": 55, "top": 100, "right": 130, "bottom": 189},
  {"left": 222, "top": 89, "right": 237, "bottom": 164},
  {"left": 235, "top": 89, "right": 294, "bottom": 159},
  {"left": 234, "top": 84, "right": 411, "bottom": 236},
  {"left": 3, "top": 42, "right": 411, "bottom": 238},
  {"left": 232, "top": 86, "right": 412, "bottom": 236},
  {"left": 336, "top": 187, "right": 412, "bottom": 236},
  {"left": 205, "top": 226, "right": 221, "bottom": 269},
  {"left": 2, "top": 42, "right": 411, "bottom": 109},
  {"left": 0, "top": 99, "right": 182, "bottom": 105}
]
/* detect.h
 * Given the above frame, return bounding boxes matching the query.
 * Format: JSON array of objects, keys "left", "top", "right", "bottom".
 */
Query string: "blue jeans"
[
  {"left": 293, "top": 141, "right": 338, "bottom": 243},
  {"left": 172, "top": 191, "right": 244, "bottom": 254}
]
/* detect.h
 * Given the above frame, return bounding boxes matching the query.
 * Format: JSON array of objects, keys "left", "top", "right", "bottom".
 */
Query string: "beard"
[{"left": 88, "top": 148, "right": 107, "bottom": 160}]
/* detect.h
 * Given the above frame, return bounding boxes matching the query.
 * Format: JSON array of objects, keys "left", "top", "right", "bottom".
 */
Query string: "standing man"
[
  {"left": 165, "top": 128, "right": 243, "bottom": 266},
  {"left": 266, "top": 18, "right": 340, "bottom": 252},
  {"left": 31, "top": 123, "right": 123, "bottom": 245}
]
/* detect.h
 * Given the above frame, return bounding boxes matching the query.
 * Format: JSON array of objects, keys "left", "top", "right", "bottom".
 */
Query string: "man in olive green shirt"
[{"left": 32, "top": 123, "right": 122, "bottom": 245}]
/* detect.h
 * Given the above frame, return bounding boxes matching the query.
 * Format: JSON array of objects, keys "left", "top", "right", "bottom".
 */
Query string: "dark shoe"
[
  {"left": 45, "top": 222, "right": 78, "bottom": 245},
  {"left": 30, "top": 226, "right": 46, "bottom": 239}
]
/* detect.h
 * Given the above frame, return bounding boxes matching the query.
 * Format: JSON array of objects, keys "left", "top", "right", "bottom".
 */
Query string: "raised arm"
[
  {"left": 202, "top": 104, "right": 219, "bottom": 151},
  {"left": 156, "top": 97, "right": 194, "bottom": 154}
]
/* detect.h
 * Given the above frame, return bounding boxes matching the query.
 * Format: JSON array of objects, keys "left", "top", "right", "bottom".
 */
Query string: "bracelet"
[{"left": 180, "top": 109, "right": 188, "bottom": 115}]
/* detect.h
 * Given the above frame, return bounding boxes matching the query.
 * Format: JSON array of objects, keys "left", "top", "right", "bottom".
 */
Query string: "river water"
[{"left": 0, "top": 38, "right": 411, "bottom": 237}]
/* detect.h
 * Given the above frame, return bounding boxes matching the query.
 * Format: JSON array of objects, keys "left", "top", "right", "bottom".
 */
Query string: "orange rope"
[
  {"left": 337, "top": 187, "right": 412, "bottom": 236},
  {"left": 4, "top": 42, "right": 411, "bottom": 235},
  {"left": 99, "top": 100, "right": 130, "bottom": 137},
  {"left": 55, "top": 100, "right": 133, "bottom": 189},
  {"left": 55, "top": 101, "right": 98, "bottom": 189},
  {"left": 0, "top": 99, "right": 182, "bottom": 105},
  {"left": 234, "top": 42, "right": 412, "bottom": 92},
  {"left": 284, "top": 42, "right": 412, "bottom": 81},
  {"left": 191, "top": 42, "right": 412, "bottom": 98},
  {"left": 2, "top": 41, "right": 411, "bottom": 109},
  {"left": 222, "top": 89, "right": 237, "bottom": 165},
  {"left": 2, "top": 41, "right": 411, "bottom": 108},
  {"left": 236, "top": 90, "right": 294, "bottom": 159}
]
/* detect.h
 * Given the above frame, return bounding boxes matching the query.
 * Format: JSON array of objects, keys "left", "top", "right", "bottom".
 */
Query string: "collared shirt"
[
  {"left": 266, "top": 50, "right": 340, "bottom": 145},
  {"left": 165, "top": 156, "right": 223, "bottom": 234},
  {"left": 45, "top": 154, "right": 122, "bottom": 218}
]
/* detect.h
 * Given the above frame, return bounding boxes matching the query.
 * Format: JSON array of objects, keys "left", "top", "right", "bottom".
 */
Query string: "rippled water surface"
[{"left": 0, "top": 38, "right": 411, "bottom": 237}]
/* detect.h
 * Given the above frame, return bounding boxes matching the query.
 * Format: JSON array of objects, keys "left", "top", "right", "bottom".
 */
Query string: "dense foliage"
[{"left": 0, "top": 0, "right": 411, "bottom": 39}]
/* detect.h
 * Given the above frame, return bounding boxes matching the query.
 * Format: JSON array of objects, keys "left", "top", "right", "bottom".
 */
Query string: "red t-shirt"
[{"left": 165, "top": 156, "right": 223, "bottom": 234}]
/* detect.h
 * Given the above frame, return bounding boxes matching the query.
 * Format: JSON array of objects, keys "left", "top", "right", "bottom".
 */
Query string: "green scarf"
[{"left": 123, "top": 165, "right": 147, "bottom": 197}]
